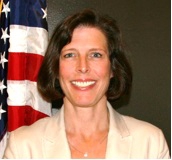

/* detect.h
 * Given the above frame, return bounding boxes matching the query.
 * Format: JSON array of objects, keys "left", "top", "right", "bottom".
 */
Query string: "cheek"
[
  {"left": 93, "top": 62, "right": 112, "bottom": 78},
  {"left": 59, "top": 61, "right": 75, "bottom": 81},
  {"left": 59, "top": 62, "right": 67, "bottom": 79}
]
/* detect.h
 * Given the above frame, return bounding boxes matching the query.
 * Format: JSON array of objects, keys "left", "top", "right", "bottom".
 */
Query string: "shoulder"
[
  {"left": 110, "top": 108, "right": 170, "bottom": 157},
  {"left": 122, "top": 115, "right": 161, "bottom": 135},
  {"left": 10, "top": 110, "right": 61, "bottom": 140},
  {"left": 4, "top": 108, "right": 66, "bottom": 158},
  {"left": 119, "top": 113, "right": 168, "bottom": 148},
  {"left": 108, "top": 102, "right": 161, "bottom": 137},
  {"left": 107, "top": 101, "right": 161, "bottom": 136},
  {"left": 121, "top": 114, "right": 169, "bottom": 158},
  {"left": 108, "top": 102, "right": 166, "bottom": 143}
]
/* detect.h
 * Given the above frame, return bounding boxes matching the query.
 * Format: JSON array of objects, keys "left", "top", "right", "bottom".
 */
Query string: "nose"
[{"left": 77, "top": 56, "right": 90, "bottom": 73}]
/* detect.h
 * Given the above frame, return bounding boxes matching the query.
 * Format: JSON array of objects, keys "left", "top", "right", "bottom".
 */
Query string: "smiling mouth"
[{"left": 71, "top": 81, "right": 96, "bottom": 87}]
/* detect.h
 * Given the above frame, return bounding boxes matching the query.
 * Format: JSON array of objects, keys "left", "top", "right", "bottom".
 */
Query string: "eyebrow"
[
  {"left": 61, "top": 48, "right": 77, "bottom": 52},
  {"left": 61, "top": 48, "right": 107, "bottom": 53},
  {"left": 89, "top": 48, "right": 107, "bottom": 52}
]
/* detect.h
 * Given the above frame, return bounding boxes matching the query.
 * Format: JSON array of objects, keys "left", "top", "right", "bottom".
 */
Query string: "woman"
[{"left": 3, "top": 9, "right": 170, "bottom": 159}]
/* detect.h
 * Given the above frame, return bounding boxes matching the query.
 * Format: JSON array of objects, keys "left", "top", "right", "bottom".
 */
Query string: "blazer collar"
[
  {"left": 106, "top": 102, "right": 132, "bottom": 158},
  {"left": 43, "top": 102, "right": 132, "bottom": 158},
  {"left": 43, "top": 106, "right": 71, "bottom": 158}
]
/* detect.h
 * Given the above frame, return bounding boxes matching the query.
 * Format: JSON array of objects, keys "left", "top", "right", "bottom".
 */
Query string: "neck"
[{"left": 64, "top": 98, "right": 109, "bottom": 136}]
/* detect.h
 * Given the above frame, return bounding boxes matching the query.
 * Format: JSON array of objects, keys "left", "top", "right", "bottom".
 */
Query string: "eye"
[
  {"left": 91, "top": 52, "right": 102, "bottom": 58},
  {"left": 63, "top": 53, "right": 76, "bottom": 58}
]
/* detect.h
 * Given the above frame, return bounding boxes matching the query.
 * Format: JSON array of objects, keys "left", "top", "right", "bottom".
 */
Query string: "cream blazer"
[{"left": 3, "top": 102, "right": 170, "bottom": 159}]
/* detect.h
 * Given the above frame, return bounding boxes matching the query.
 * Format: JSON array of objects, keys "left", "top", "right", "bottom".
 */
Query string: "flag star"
[
  {"left": 0, "top": 52, "right": 8, "bottom": 69},
  {"left": 0, "top": 80, "right": 6, "bottom": 94},
  {"left": 2, "top": 2, "right": 10, "bottom": 18},
  {"left": 41, "top": 8, "right": 47, "bottom": 19},
  {"left": 1, "top": 28, "right": 10, "bottom": 44},
  {"left": 0, "top": 104, "right": 6, "bottom": 120}
]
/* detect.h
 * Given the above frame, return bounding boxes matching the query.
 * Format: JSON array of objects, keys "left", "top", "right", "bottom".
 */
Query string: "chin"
[{"left": 73, "top": 100, "right": 98, "bottom": 108}]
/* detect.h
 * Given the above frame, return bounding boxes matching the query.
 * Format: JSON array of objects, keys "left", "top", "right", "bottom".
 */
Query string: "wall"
[{"left": 47, "top": 0, "right": 171, "bottom": 151}]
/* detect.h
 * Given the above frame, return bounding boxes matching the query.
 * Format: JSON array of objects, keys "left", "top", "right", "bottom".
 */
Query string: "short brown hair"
[{"left": 37, "top": 9, "right": 132, "bottom": 102}]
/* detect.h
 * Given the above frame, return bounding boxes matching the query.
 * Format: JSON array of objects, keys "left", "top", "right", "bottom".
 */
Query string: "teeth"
[{"left": 72, "top": 81, "right": 95, "bottom": 87}]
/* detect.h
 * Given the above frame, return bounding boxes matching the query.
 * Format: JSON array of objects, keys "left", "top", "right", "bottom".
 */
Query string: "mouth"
[{"left": 71, "top": 81, "right": 96, "bottom": 87}]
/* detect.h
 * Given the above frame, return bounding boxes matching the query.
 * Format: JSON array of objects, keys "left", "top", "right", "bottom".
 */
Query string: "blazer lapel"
[
  {"left": 42, "top": 106, "right": 71, "bottom": 159},
  {"left": 106, "top": 102, "right": 132, "bottom": 158},
  {"left": 42, "top": 103, "right": 132, "bottom": 159}
]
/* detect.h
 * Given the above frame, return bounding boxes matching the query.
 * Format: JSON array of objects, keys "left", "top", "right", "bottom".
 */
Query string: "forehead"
[
  {"left": 70, "top": 26, "right": 108, "bottom": 45},
  {"left": 72, "top": 26, "right": 106, "bottom": 37},
  {"left": 61, "top": 26, "right": 109, "bottom": 53}
]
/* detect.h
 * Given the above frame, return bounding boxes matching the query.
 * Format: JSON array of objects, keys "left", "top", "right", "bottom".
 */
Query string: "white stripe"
[
  {"left": 0, "top": 132, "right": 8, "bottom": 158},
  {"left": 7, "top": 80, "right": 51, "bottom": 116},
  {"left": 9, "top": 25, "right": 48, "bottom": 56}
]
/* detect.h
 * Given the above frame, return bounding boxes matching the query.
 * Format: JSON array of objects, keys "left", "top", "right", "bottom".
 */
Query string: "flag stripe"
[
  {"left": 9, "top": 25, "right": 48, "bottom": 55},
  {"left": 7, "top": 52, "right": 43, "bottom": 81},
  {"left": 8, "top": 105, "right": 49, "bottom": 132},
  {"left": 7, "top": 80, "right": 51, "bottom": 114}
]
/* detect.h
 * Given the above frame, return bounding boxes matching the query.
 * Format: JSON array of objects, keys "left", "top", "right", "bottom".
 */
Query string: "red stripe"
[
  {"left": 7, "top": 52, "right": 44, "bottom": 81},
  {"left": 7, "top": 105, "right": 49, "bottom": 132}
]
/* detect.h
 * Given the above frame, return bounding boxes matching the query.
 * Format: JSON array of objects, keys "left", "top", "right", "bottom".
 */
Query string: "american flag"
[{"left": 0, "top": 0, "right": 51, "bottom": 157}]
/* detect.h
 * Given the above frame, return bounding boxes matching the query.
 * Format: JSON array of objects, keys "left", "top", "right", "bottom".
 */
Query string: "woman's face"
[{"left": 59, "top": 26, "right": 112, "bottom": 107}]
